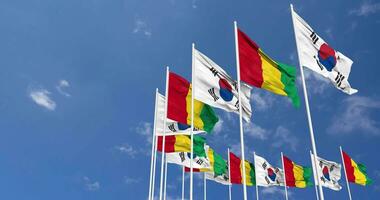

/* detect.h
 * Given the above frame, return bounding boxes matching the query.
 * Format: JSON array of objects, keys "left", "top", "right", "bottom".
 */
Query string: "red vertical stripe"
[
  {"left": 167, "top": 72, "right": 190, "bottom": 124},
  {"left": 342, "top": 151, "right": 356, "bottom": 182},
  {"left": 229, "top": 152, "right": 243, "bottom": 184},
  {"left": 237, "top": 28, "right": 264, "bottom": 87},
  {"left": 156, "top": 136, "right": 176, "bottom": 153},
  {"left": 283, "top": 155, "right": 296, "bottom": 187}
]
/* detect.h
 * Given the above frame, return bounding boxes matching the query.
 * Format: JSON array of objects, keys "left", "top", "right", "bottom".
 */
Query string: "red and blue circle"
[
  {"left": 267, "top": 168, "right": 277, "bottom": 182},
  {"left": 317, "top": 43, "right": 337, "bottom": 71},
  {"left": 218, "top": 79, "right": 234, "bottom": 102},
  {"left": 322, "top": 166, "right": 331, "bottom": 181}
]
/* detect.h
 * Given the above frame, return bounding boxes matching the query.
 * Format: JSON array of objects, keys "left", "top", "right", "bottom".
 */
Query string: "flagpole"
[
  {"left": 281, "top": 152, "right": 289, "bottom": 200},
  {"left": 340, "top": 146, "right": 353, "bottom": 200},
  {"left": 234, "top": 20, "right": 248, "bottom": 200},
  {"left": 151, "top": 134, "right": 159, "bottom": 200},
  {"left": 310, "top": 151, "right": 320, "bottom": 200},
  {"left": 148, "top": 88, "right": 159, "bottom": 200},
  {"left": 204, "top": 173, "right": 207, "bottom": 200},
  {"left": 190, "top": 42, "right": 195, "bottom": 200},
  {"left": 163, "top": 158, "right": 168, "bottom": 200},
  {"left": 228, "top": 148, "right": 232, "bottom": 200},
  {"left": 253, "top": 152, "right": 259, "bottom": 200},
  {"left": 182, "top": 166, "right": 185, "bottom": 200},
  {"left": 159, "top": 67, "right": 170, "bottom": 200},
  {"left": 290, "top": 4, "right": 324, "bottom": 200}
]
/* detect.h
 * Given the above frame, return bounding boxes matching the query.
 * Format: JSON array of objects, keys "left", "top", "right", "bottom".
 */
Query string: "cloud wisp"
[
  {"left": 56, "top": 79, "right": 71, "bottom": 97},
  {"left": 132, "top": 19, "right": 152, "bottom": 37},
  {"left": 349, "top": 1, "right": 380, "bottom": 16},
  {"left": 83, "top": 176, "right": 100, "bottom": 191},
  {"left": 29, "top": 88, "right": 56, "bottom": 111}
]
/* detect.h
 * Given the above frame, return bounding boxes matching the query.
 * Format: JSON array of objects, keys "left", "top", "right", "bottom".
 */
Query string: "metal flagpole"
[
  {"left": 151, "top": 134, "right": 159, "bottom": 200},
  {"left": 281, "top": 152, "right": 289, "bottom": 200},
  {"left": 163, "top": 158, "right": 168, "bottom": 200},
  {"left": 182, "top": 166, "right": 185, "bottom": 200},
  {"left": 253, "top": 152, "right": 259, "bottom": 200},
  {"left": 228, "top": 148, "right": 232, "bottom": 200},
  {"left": 290, "top": 4, "right": 324, "bottom": 200},
  {"left": 190, "top": 43, "right": 195, "bottom": 200},
  {"left": 234, "top": 20, "right": 248, "bottom": 200},
  {"left": 159, "top": 67, "right": 170, "bottom": 200},
  {"left": 148, "top": 89, "right": 159, "bottom": 200},
  {"left": 204, "top": 173, "right": 207, "bottom": 200},
  {"left": 310, "top": 151, "right": 320, "bottom": 200},
  {"left": 340, "top": 146, "right": 353, "bottom": 200}
]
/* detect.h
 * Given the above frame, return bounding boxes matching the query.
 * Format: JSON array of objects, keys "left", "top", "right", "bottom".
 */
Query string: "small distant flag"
[
  {"left": 155, "top": 92, "right": 205, "bottom": 136},
  {"left": 156, "top": 135, "right": 205, "bottom": 153},
  {"left": 229, "top": 152, "right": 256, "bottom": 186},
  {"left": 283, "top": 155, "right": 313, "bottom": 188},
  {"left": 237, "top": 28, "right": 300, "bottom": 107},
  {"left": 168, "top": 72, "right": 219, "bottom": 133},
  {"left": 291, "top": 9, "right": 357, "bottom": 95},
  {"left": 342, "top": 150, "right": 372, "bottom": 186},
  {"left": 254, "top": 154, "right": 284, "bottom": 187},
  {"left": 193, "top": 48, "right": 252, "bottom": 122},
  {"left": 310, "top": 153, "right": 342, "bottom": 191}
]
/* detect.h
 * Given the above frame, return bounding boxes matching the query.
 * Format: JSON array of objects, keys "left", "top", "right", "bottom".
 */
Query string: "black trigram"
[
  {"left": 265, "top": 176, "right": 271, "bottom": 184},
  {"left": 209, "top": 67, "right": 219, "bottom": 76},
  {"left": 234, "top": 100, "right": 239, "bottom": 110},
  {"left": 335, "top": 72, "right": 345, "bottom": 88},
  {"left": 310, "top": 32, "right": 319, "bottom": 44},
  {"left": 208, "top": 88, "right": 219, "bottom": 101},
  {"left": 262, "top": 162, "right": 267, "bottom": 170},
  {"left": 168, "top": 124, "right": 177, "bottom": 132},
  {"left": 196, "top": 159, "right": 204, "bottom": 165},
  {"left": 179, "top": 152, "right": 186, "bottom": 162}
]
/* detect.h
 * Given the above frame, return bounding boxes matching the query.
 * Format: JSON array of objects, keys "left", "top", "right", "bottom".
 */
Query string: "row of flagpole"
[{"left": 147, "top": 4, "right": 361, "bottom": 200}]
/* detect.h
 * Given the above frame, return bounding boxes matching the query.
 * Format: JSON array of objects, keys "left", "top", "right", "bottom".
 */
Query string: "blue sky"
[{"left": 0, "top": 0, "right": 379, "bottom": 199}]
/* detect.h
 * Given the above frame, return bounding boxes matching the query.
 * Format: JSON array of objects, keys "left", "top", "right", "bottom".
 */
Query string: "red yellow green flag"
[
  {"left": 229, "top": 152, "right": 255, "bottom": 186},
  {"left": 342, "top": 151, "right": 372, "bottom": 186},
  {"left": 237, "top": 28, "right": 300, "bottom": 107},
  {"left": 283, "top": 155, "right": 313, "bottom": 188},
  {"left": 167, "top": 72, "right": 219, "bottom": 133},
  {"left": 156, "top": 135, "right": 205, "bottom": 154}
]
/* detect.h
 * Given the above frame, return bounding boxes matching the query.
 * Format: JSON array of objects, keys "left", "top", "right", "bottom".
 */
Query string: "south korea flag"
[{"left": 311, "top": 153, "right": 342, "bottom": 191}]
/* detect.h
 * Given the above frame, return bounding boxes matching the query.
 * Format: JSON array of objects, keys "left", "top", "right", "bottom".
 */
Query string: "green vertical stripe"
[
  {"left": 213, "top": 151, "right": 227, "bottom": 176},
  {"left": 249, "top": 163, "right": 256, "bottom": 186},
  {"left": 358, "top": 164, "right": 373, "bottom": 185},
  {"left": 199, "top": 104, "right": 219, "bottom": 133},
  {"left": 302, "top": 167, "right": 313, "bottom": 187},
  {"left": 278, "top": 62, "right": 300, "bottom": 107},
  {"left": 192, "top": 135, "right": 206, "bottom": 157}
]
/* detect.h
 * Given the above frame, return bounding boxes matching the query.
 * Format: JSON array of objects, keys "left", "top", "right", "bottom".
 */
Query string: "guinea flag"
[
  {"left": 156, "top": 135, "right": 206, "bottom": 154},
  {"left": 283, "top": 155, "right": 313, "bottom": 188},
  {"left": 342, "top": 150, "right": 372, "bottom": 186},
  {"left": 237, "top": 28, "right": 300, "bottom": 107},
  {"left": 168, "top": 72, "right": 219, "bottom": 133},
  {"left": 229, "top": 152, "right": 255, "bottom": 186}
]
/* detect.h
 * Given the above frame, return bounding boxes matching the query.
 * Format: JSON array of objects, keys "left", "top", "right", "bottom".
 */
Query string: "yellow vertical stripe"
[
  {"left": 351, "top": 159, "right": 367, "bottom": 185},
  {"left": 240, "top": 160, "right": 253, "bottom": 186},
  {"left": 293, "top": 164, "right": 307, "bottom": 188},
  {"left": 174, "top": 135, "right": 191, "bottom": 152},
  {"left": 259, "top": 49, "right": 287, "bottom": 96},
  {"left": 186, "top": 85, "right": 205, "bottom": 129}
]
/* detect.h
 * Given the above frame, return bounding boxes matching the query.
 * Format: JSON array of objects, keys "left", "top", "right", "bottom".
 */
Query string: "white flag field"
[
  {"left": 311, "top": 153, "right": 342, "bottom": 191},
  {"left": 155, "top": 92, "right": 204, "bottom": 136},
  {"left": 193, "top": 48, "right": 252, "bottom": 122},
  {"left": 254, "top": 154, "right": 285, "bottom": 187},
  {"left": 292, "top": 9, "right": 357, "bottom": 95}
]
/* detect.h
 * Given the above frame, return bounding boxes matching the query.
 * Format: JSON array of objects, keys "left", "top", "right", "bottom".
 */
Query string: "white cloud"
[
  {"left": 272, "top": 126, "right": 298, "bottom": 151},
  {"left": 56, "top": 79, "right": 71, "bottom": 97},
  {"left": 124, "top": 177, "right": 141, "bottom": 184},
  {"left": 350, "top": 1, "right": 380, "bottom": 16},
  {"left": 115, "top": 143, "right": 138, "bottom": 158},
  {"left": 244, "top": 122, "right": 269, "bottom": 140},
  {"left": 136, "top": 122, "right": 153, "bottom": 144},
  {"left": 324, "top": 28, "right": 334, "bottom": 40},
  {"left": 83, "top": 176, "right": 100, "bottom": 191},
  {"left": 213, "top": 118, "right": 223, "bottom": 135},
  {"left": 133, "top": 19, "right": 152, "bottom": 37},
  {"left": 328, "top": 96, "right": 380, "bottom": 136},
  {"left": 251, "top": 91, "right": 275, "bottom": 111},
  {"left": 29, "top": 88, "right": 56, "bottom": 111},
  {"left": 261, "top": 187, "right": 292, "bottom": 197},
  {"left": 299, "top": 68, "right": 330, "bottom": 95}
]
